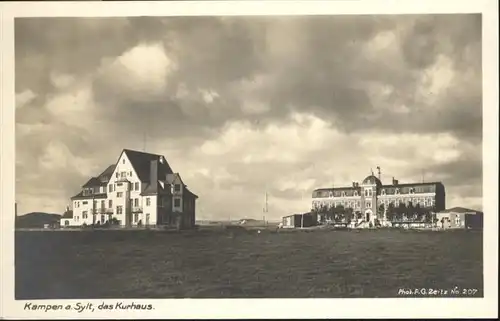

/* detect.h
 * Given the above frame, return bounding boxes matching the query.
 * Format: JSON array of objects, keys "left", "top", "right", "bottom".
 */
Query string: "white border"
[{"left": 1, "top": 1, "right": 498, "bottom": 319}]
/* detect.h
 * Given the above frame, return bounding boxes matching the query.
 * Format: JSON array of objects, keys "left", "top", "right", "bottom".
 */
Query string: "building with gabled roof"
[{"left": 63, "top": 149, "right": 198, "bottom": 229}]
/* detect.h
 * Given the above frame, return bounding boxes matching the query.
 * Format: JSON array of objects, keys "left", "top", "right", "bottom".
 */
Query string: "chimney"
[
  {"left": 392, "top": 177, "right": 399, "bottom": 185},
  {"left": 150, "top": 159, "right": 158, "bottom": 186}
]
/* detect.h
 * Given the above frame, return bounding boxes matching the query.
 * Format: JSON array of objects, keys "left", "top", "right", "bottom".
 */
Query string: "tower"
[{"left": 360, "top": 173, "right": 381, "bottom": 224}]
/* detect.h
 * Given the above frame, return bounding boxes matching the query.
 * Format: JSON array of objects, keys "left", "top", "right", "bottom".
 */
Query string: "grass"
[{"left": 15, "top": 228, "right": 483, "bottom": 299}]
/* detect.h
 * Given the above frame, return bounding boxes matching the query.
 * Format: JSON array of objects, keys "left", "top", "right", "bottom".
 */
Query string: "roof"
[
  {"left": 123, "top": 149, "right": 173, "bottom": 183},
  {"left": 184, "top": 186, "right": 199, "bottom": 199},
  {"left": 98, "top": 164, "right": 116, "bottom": 180},
  {"left": 70, "top": 192, "right": 108, "bottom": 200},
  {"left": 440, "top": 207, "right": 482, "bottom": 214},
  {"left": 82, "top": 164, "right": 116, "bottom": 187},
  {"left": 82, "top": 177, "right": 102, "bottom": 188},
  {"left": 362, "top": 175, "right": 382, "bottom": 186},
  {"left": 314, "top": 181, "right": 443, "bottom": 192},
  {"left": 61, "top": 210, "right": 73, "bottom": 219},
  {"left": 381, "top": 181, "right": 443, "bottom": 188}
]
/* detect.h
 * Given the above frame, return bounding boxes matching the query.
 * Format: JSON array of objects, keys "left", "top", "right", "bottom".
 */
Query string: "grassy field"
[{"left": 15, "top": 228, "right": 483, "bottom": 299}]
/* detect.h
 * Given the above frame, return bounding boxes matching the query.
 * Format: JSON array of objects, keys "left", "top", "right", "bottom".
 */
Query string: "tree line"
[{"left": 312, "top": 202, "right": 437, "bottom": 224}]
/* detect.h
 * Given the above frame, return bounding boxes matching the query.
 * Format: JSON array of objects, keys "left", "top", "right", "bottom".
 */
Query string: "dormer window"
[
  {"left": 409, "top": 188, "right": 415, "bottom": 194},
  {"left": 381, "top": 189, "right": 386, "bottom": 195},
  {"left": 354, "top": 191, "right": 358, "bottom": 197},
  {"left": 329, "top": 192, "right": 333, "bottom": 198},
  {"left": 341, "top": 191, "right": 346, "bottom": 197},
  {"left": 395, "top": 188, "right": 400, "bottom": 195},
  {"left": 159, "top": 156, "right": 164, "bottom": 164}
]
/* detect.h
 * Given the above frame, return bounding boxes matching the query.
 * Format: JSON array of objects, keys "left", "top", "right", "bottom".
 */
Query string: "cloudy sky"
[{"left": 15, "top": 14, "right": 482, "bottom": 219}]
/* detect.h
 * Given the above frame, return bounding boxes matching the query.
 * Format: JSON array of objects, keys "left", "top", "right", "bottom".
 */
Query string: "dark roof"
[
  {"left": 314, "top": 181, "right": 443, "bottom": 192},
  {"left": 82, "top": 177, "right": 102, "bottom": 188},
  {"left": 184, "top": 186, "right": 199, "bottom": 199},
  {"left": 62, "top": 210, "right": 73, "bottom": 218},
  {"left": 70, "top": 192, "right": 108, "bottom": 200},
  {"left": 82, "top": 165, "right": 116, "bottom": 187},
  {"left": 362, "top": 175, "right": 382, "bottom": 186},
  {"left": 98, "top": 164, "right": 116, "bottom": 180},
  {"left": 123, "top": 149, "right": 173, "bottom": 183},
  {"left": 141, "top": 182, "right": 158, "bottom": 196},
  {"left": 381, "top": 181, "right": 443, "bottom": 188},
  {"left": 440, "top": 207, "right": 482, "bottom": 214}
]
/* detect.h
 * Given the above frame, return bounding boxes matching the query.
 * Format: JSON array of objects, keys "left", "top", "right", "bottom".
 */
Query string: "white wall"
[
  {"left": 143, "top": 195, "right": 157, "bottom": 225},
  {"left": 107, "top": 151, "right": 145, "bottom": 226},
  {"left": 60, "top": 218, "right": 78, "bottom": 227},
  {"left": 72, "top": 198, "right": 94, "bottom": 225}
]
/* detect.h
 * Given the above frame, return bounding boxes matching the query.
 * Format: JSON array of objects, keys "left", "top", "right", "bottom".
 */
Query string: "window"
[
  {"left": 134, "top": 182, "right": 139, "bottom": 191},
  {"left": 381, "top": 189, "right": 386, "bottom": 195},
  {"left": 117, "top": 192, "right": 123, "bottom": 197},
  {"left": 395, "top": 188, "right": 400, "bottom": 195},
  {"left": 364, "top": 189, "right": 368, "bottom": 197},
  {"left": 174, "top": 198, "right": 181, "bottom": 207},
  {"left": 101, "top": 200, "right": 105, "bottom": 209},
  {"left": 65, "top": 220, "right": 69, "bottom": 226},
  {"left": 455, "top": 215, "right": 461, "bottom": 226},
  {"left": 121, "top": 172, "right": 126, "bottom": 178},
  {"left": 108, "top": 200, "right": 113, "bottom": 208},
  {"left": 354, "top": 191, "right": 358, "bottom": 197},
  {"left": 134, "top": 198, "right": 139, "bottom": 207},
  {"left": 409, "top": 188, "right": 415, "bottom": 194},
  {"left": 129, "top": 171, "right": 132, "bottom": 176},
  {"left": 356, "top": 201, "right": 361, "bottom": 208},
  {"left": 329, "top": 192, "right": 333, "bottom": 198},
  {"left": 146, "top": 198, "right": 151, "bottom": 206},
  {"left": 174, "top": 184, "right": 181, "bottom": 192},
  {"left": 82, "top": 201, "right": 88, "bottom": 205},
  {"left": 122, "top": 159, "right": 125, "bottom": 164},
  {"left": 108, "top": 185, "right": 112, "bottom": 193},
  {"left": 341, "top": 191, "right": 346, "bottom": 197},
  {"left": 116, "top": 206, "right": 123, "bottom": 214},
  {"left": 82, "top": 211, "right": 88, "bottom": 219},
  {"left": 134, "top": 213, "right": 139, "bottom": 223},
  {"left": 101, "top": 215, "right": 105, "bottom": 223},
  {"left": 116, "top": 173, "right": 119, "bottom": 178}
]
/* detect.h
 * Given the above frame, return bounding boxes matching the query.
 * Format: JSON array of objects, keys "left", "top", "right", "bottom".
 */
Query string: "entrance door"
[{"left": 146, "top": 213, "right": 150, "bottom": 226}]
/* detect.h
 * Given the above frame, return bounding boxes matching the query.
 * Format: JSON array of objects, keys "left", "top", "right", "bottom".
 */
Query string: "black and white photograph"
[{"left": 1, "top": 0, "right": 498, "bottom": 319}]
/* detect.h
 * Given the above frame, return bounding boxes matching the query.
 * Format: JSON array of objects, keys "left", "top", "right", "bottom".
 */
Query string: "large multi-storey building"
[
  {"left": 311, "top": 173, "right": 445, "bottom": 224},
  {"left": 61, "top": 149, "right": 198, "bottom": 229}
]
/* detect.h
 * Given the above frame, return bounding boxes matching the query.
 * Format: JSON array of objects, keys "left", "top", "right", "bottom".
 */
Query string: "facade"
[
  {"left": 436, "top": 207, "right": 483, "bottom": 229},
  {"left": 312, "top": 174, "right": 446, "bottom": 225},
  {"left": 62, "top": 149, "right": 198, "bottom": 229}
]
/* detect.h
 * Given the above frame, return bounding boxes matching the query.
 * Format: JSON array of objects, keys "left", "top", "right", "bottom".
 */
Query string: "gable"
[{"left": 123, "top": 149, "right": 174, "bottom": 183}]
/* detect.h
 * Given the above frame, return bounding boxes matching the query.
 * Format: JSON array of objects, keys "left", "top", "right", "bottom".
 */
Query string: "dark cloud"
[{"left": 14, "top": 14, "right": 483, "bottom": 216}]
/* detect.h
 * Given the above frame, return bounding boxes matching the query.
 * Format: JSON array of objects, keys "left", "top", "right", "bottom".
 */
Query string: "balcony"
[{"left": 132, "top": 207, "right": 143, "bottom": 213}]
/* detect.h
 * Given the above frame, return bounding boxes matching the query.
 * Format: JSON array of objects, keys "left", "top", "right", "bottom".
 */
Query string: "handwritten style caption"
[
  {"left": 397, "top": 287, "right": 479, "bottom": 297},
  {"left": 24, "top": 301, "right": 154, "bottom": 313}
]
